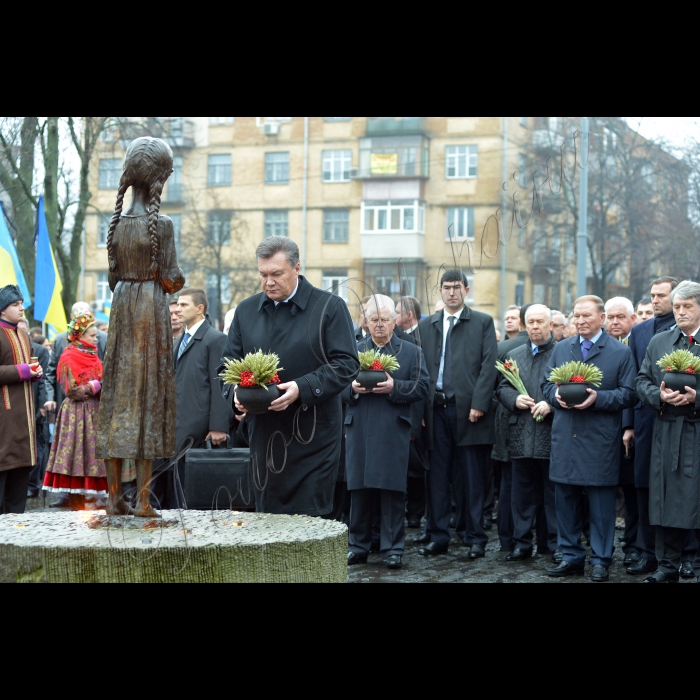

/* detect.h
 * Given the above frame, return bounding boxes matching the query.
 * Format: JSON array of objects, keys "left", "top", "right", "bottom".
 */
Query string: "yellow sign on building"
[{"left": 370, "top": 153, "right": 398, "bottom": 175}]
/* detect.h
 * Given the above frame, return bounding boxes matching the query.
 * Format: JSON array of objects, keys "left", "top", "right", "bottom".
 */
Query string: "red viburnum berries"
[
  {"left": 239, "top": 371, "right": 256, "bottom": 388},
  {"left": 686, "top": 368, "right": 696, "bottom": 375},
  {"left": 370, "top": 360, "right": 384, "bottom": 371},
  {"left": 570, "top": 375, "right": 586, "bottom": 384},
  {"left": 272, "top": 373, "right": 281, "bottom": 384}
]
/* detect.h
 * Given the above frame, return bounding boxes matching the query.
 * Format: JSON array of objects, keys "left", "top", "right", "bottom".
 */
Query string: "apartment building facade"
[{"left": 85, "top": 117, "right": 543, "bottom": 325}]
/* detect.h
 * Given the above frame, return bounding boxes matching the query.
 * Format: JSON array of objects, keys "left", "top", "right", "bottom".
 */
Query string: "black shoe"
[
  {"left": 506, "top": 548, "right": 533, "bottom": 563},
  {"left": 483, "top": 521, "right": 493, "bottom": 532},
  {"left": 407, "top": 519, "right": 422, "bottom": 530},
  {"left": 49, "top": 495, "right": 71, "bottom": 509},
  {"left": 591, "top": 565, "right": 610, "bottom": 583},
  {"left": 348, "top": 552, "right": 369, "bottom": 567},
  {"left": 680, "top": 561, "right": 696, "bottom": 579},
  {"left": 386, "top": 556, "right": 403, "bottom": 570},
  {"left": 469, "top": 545, "right": 486, "bottom": 560},
  {"left": 413, "top": 534, "right": 430, "bottom": 546},
  {"left": 419, "top": 543, "right": 449, "bottom": 557},
  {"left": 627, "top": 558, "right": 658, "bottom": 576},
  {"left": 370, "top": 542, "right": 380, "bottom": 554},
  {"left": 642, "top": 571, "right": 680, "bottom": 584},
  {"left": 450, "top": 516, "right": 457, "bottom": 529},
  {"left": 552, "top": 550, "right": 564, "bottom": 564},
  {"left": 624, "top": 551, "right": 641, "bottom": 567},
  {"left": 27, "top": 490, "right": 39, "bottom": 499},
  {"left": 546, "top": 561, "right": 585, "bottom": 578}
]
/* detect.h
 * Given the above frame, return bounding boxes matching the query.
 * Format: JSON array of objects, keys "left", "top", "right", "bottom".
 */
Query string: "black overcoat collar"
[
  {"left": 176, "top": 318, "right": 211, "bottom": 361},
  {"left": 430, "top": 305, "right": 471, "bottom": 329},
  {"left": 257, "top": 275, "right": 312, "bottom": 315}
]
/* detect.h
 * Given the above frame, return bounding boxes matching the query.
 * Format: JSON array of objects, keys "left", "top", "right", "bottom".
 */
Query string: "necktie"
[
  {"left": 689, "top": 336, "right": 694, "bottom": 348},
  {"left": 582, "top": 340, "right": 593, "bottom": 361},
  {"left": 443, "top": 317, "right": 456, "bottom": 399},
  {"left": 177, "top": 333, "right": 191, "bottom": 367},
  {"left": 532, "top": 346, "right": 539, "bottom": 357}
]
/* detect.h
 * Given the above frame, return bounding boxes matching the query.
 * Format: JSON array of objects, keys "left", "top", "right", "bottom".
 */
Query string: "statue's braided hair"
[{"left": 105, "top": 137, "right": 174, "bottom": 276}]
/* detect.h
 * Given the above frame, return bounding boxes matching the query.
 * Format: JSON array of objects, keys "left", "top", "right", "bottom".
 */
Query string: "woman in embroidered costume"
[{"left": 43, "top": 313, "right": 108, "bottom": 510}]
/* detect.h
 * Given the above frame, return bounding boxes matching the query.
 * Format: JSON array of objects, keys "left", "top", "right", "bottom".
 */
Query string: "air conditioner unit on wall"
[
  {"left": 350, "top": 168, "right": 362, "bottom": 179},
  {"left": 263, "top": 122, "right": 281, "bottom": 136}
]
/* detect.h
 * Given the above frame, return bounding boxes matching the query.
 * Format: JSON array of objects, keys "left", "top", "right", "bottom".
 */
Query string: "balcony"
[
  {"left": 357, "top": 135, "right": 430, "bottom": 180},
  {"left": 366, "top": 117, "right": 426, "bottom": 137},
  {"left": 361, "top": 200, "right": 426, "bottom": 260}
]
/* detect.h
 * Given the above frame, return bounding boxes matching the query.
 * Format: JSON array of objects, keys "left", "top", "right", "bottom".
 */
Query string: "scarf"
[{"left": 58, "top": 340, "right": 103, "bottom": 394}]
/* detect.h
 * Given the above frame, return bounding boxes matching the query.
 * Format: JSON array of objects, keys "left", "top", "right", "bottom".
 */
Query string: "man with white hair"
[
  {"left": 45, "top": 301, "right": 108, "bottom": 414},
  {"left": 345, "top": 294, "right": 429, "bottom": 569},
  {"left": 605, "top": 297, "right": 640, "bottom": 567},
  {"left": 551, "top": 311, "right": 567, "bottom": 342},
  {"left": 636, "top": 281, "right": 700, "bottom": 583}
]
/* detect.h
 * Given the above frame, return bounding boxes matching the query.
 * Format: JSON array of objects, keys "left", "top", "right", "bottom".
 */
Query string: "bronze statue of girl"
[{"left": 96, "top": 137, "right": 185, "bottom": 517}]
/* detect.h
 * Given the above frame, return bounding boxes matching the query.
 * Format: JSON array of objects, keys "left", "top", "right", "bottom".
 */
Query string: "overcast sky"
[{"left": 627, "top": 117, "right": 699, "bottom": 147}]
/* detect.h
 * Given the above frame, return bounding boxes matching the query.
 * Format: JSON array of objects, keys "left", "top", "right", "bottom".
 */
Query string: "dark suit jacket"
[
  {"left": 175, "top": 319, "right": 232, "bottom": 449},
  {"left": 418, "top": 307, "right": 498, "bottom": 450},
  {"left": 628, "top": 314, "right": 677, "bottom": 488},
  {"left": 498, "top": 331, "right": 530, "bottom": 362},
  {"left": 542, "top": 332, "right": 637, "bottom": 487},
  {"left": 48, "top": 329, "right": 107, "bottom": 408}
]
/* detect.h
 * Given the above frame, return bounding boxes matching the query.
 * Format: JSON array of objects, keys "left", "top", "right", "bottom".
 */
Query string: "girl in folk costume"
[
  {"left": 43, "top": 313, "right": 108, "bottom": 510},
  {"left": 0, "top": 285, "right": 42, "bottom": 514}
]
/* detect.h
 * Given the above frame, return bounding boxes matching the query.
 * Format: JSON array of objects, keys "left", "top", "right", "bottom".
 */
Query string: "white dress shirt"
[
  {"left": 437, "top": 308, "right": 463, "bottom": 390},
  {"left": 274, "top": 280, "right": 300, "bottom": 307}
]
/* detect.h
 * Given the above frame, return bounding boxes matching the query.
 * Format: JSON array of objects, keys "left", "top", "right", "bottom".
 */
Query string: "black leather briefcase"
[{"left": 183, "top": 442, "right": 254, "bottom": 512}]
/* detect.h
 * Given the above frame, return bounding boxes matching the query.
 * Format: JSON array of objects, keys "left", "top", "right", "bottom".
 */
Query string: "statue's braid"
[
  {"left": 107, "top": 181, "right": 128, "bottom": 273},
  {"left": 148, "top": 180, "right": 163, "bottom": 275}
]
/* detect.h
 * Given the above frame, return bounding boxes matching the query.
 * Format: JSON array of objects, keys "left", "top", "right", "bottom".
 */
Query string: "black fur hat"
[{"left": 0, "top": 285, "right": 24, "bottom": 314}]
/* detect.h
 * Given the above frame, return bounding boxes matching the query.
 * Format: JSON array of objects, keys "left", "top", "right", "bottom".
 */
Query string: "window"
[
  {"left": 97, "top": 272, "right": 113, "bottom": 303},
  {"left": 206, "top": 273, "right": 232, "bottom": 305},
  {"left": 446, "top": 146, "right": 478, "bottom": 179},
  {"left": 208, "top": 154, "right": 232, "bottom": 187},
  {"left": 362, "top": 201, "right": 425, "bottom": 233},
  {"left": 265, "top": 211, "right": 288, "bottom": 238},
  {"left": 518, "top": 154, "right": 528, "bottom": 188},
  {"left": 166, "top": 156, "right": 183, "bottom": 202},
  {"left": 97, "top": 214, "right": 110, "bottom": 247},
  {"left": 323, "top": 210, "right": 349, "bottom": 243},
  {"left": 322, "top": 273, "right": 349, "bottom": 301},
  {"left": 446, "top": 207, "right": 474, "bottom": 241},
  {"left": 99, "top": 159, "right": 121, "bottom": 189},
  {"left": 209, "top": 117, "right": 234, "bottom": 126},
  {"left": 322, "top": 150, "right": 352, "bottom": 183},
  {"left": 206, "top": 211, "right": 232, "bottom": 245},
  {"left": 265, "top": 152, "right": 290, "bottom": 184}
]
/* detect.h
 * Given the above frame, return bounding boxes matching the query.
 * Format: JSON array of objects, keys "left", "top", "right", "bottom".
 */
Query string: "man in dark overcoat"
[
  {"left": 418, "top": 270, "right": 498, "bottom": 558},
  {"left": 154, "top": 289, "right": 232, "bottom": 509},
  {"left": 221, "top": 237, "right": 360, "bottom": 517},
  {"left": 636, "top": 281, "right": 700, "bottom": 584},
  {"left": 543, "top": 296, "right": 637, "bottom": 583},
  {"left": 492, "top": 303, "right": 533, "bottom": 551},
  {"left": 345, "top": 295, "right": 429, "bottom": 569},
  {"left": 497, "top": 304, "right": 559, "bottom": 562},
  {"left": 0, "top": 286, "right": 42, "bottom": 514},
  {"left": 625, "top": 277, "right": 698, "bottom": 577}
]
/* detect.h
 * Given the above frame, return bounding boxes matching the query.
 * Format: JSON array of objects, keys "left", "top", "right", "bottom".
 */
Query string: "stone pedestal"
[{"left": 0, "top": 511, "right": 348, "bottom": 583}]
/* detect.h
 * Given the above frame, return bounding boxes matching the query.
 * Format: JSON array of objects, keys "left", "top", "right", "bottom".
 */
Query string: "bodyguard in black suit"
[
  {"left": 345, "top": 296, "right": 429, "bottom": 570},
  {"left": 418, "top": 270, "right": 498, "bottom": 558},
  {"left": 543, "top": 296, "right": 637, "bottom": 583},
  {"left": 155, "top": 288, "right": 232, "bottom": 508}
]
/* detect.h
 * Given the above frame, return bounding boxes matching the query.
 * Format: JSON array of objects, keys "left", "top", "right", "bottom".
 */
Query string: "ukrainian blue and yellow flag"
[
  {"left": 34, "top": 197, "right": 67, "bottom": 333},
  {"left": 0, "top": 203, "right": 32, "bottom": 309}
]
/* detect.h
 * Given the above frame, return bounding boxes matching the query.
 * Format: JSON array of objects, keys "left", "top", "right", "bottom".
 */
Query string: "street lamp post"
[{"left": 577, "top": 117, "right": 590, "bottom": 297}]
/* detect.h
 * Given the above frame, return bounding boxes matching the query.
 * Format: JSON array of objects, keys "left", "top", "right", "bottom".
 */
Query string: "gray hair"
[
  {"left": 256, "top": 236, "right": 300, "bottom": 268},
  {"left": 525, "top": 304, "right": 552, "bottom": 323},
  {"left": 671, "top": 281, "right": 700, "bottom": 305},
  {"left": 365, "top": 295, "right": 396, "bottom": 319},
  {"left": 605, "top": 297, "right": 635, "bottom": 316}
]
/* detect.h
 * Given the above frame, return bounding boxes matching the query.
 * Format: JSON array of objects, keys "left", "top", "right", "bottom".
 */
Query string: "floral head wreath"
[{"left": 68, "top": 312, "right": 96, "bottom": 343}]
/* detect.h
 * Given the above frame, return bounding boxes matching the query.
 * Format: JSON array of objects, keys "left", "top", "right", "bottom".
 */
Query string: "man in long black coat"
[
  {"left": 418, "top": 270, "right": 498, "bottom": 558},
  {"left": 220, "top": 237, "right": 360, "bottom": 518},
  {"left": 543, "top": 296, "right": 637, "bottom": 583},
  {"left": 345, "top": 295, "right": 429, "bottom": 569},
  {"left": 624, "top": 277, "right": 698, "bottom": 576},
  {"left": 154, "top": 289, "right": 232, "bottom": 509},
  {"left": 636, "top": 281, "right": 700, "bottom": 584}
]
